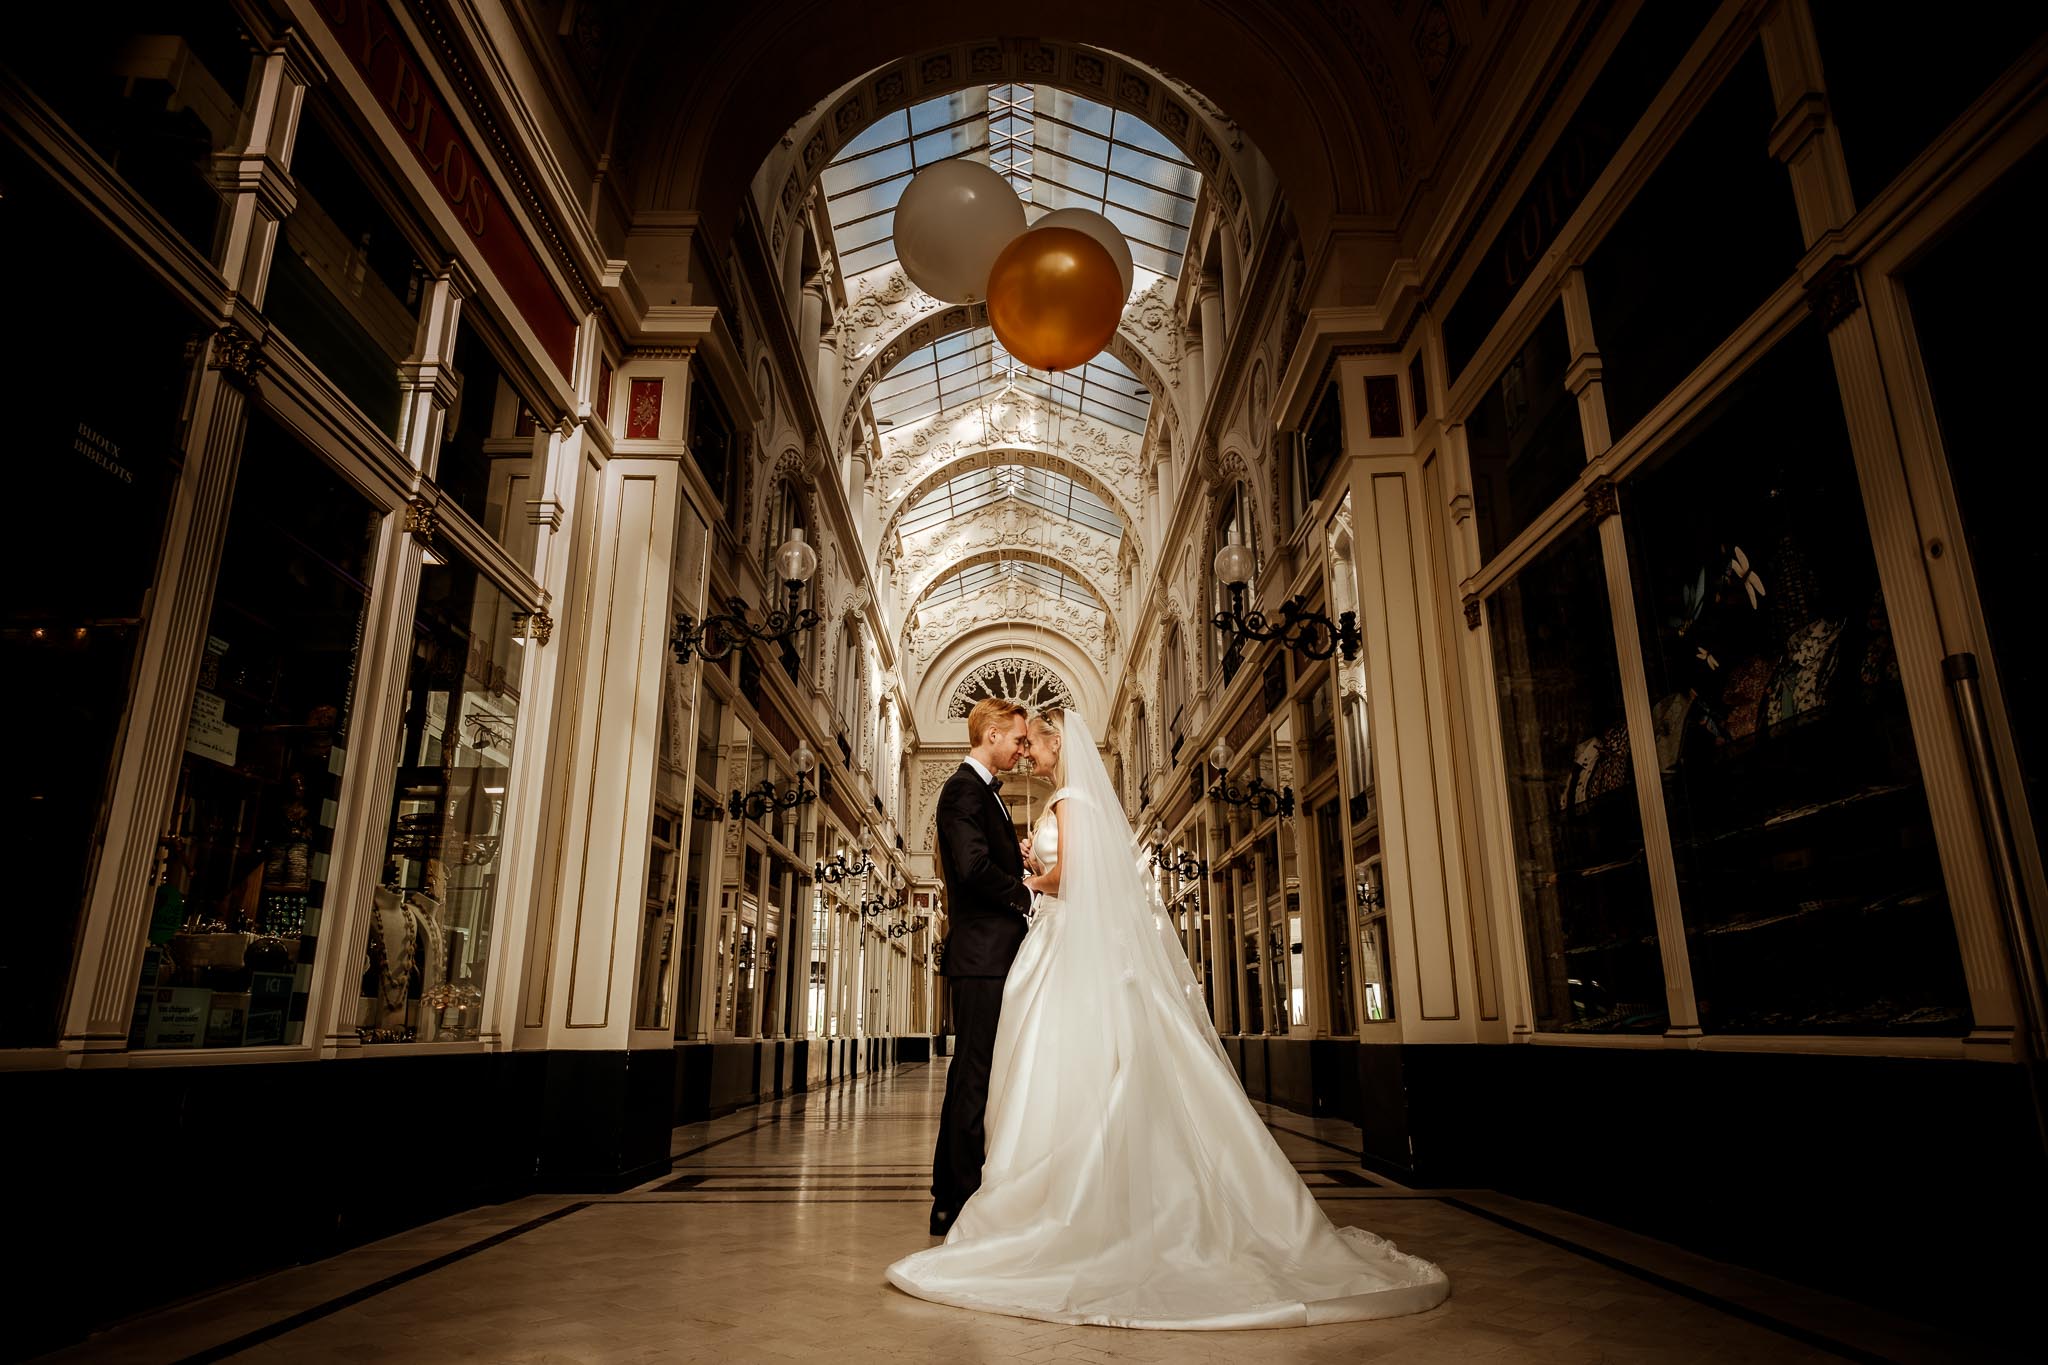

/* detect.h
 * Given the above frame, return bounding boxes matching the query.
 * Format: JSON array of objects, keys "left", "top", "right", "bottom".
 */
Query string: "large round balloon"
[
  {"left": 893, "top": 160, "right": 1026, "bottom": 303},
  {"left": 986, "top": 226, "right": 1125, "bottom": 372},
  {"left": 1031, "top": 206, "right": 1135, "bottom": 301}
]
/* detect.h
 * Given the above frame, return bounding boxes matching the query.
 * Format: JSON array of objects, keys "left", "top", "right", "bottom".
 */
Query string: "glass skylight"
[
  {"left": 900, "top": 463, "right": 1123, "bottom": 543},
  {"left": 921, "top": 557, "right": 1105, "bottom": 611},
  {"left": 868, "top": 326, "right": 1153, "bottom": 433},
  {"left": 823, "top": 84, "right": 1201, "bottom": 286}
]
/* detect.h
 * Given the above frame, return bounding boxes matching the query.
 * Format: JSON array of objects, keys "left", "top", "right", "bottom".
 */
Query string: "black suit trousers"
[{"left": 931, "top": 975, "right": 1006, "bottom": 1214}]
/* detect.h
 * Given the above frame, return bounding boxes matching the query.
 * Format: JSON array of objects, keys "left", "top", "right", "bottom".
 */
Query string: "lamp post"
[
  {"left": 673, "top": 528, "right": 822, "bottom": 663},
  {"left": 1207, "top": 739, "right": 1295, "bottom": 818},
  {"left": 815, "top": 847, "right": 874, "bottom": 884},
  {"left": 1211, "top": 527, "right": 1361, "bottom": 662},
  {"left": 730, "top": 741, "right": 818, "bottom": 822}
]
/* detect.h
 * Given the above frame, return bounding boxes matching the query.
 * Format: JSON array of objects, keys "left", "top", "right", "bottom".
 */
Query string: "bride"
[{"left": 888, "top": 709, "right": 1449, "bottom": 1330}]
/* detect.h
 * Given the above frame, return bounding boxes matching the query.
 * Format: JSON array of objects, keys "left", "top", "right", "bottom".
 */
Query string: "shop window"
[
  {"left": 359, "top": 553, "right": 523, "bottom": 1044},
  {"left": 689, "top": 365, "right": 740, "bottom": 528},
  {"left": 8, "top": 2, "right": 253, "bottom": 258},
  {"left": 1439, "top": 0, "right": 1714, "bottom": 380},
  {"left": 1624, "top": 325, "right": 1968, "bottom": 1034},
  {"left": 1490, "top": 521, "right": 1667, "bottom": 1033},
  {"left": 1464, "top": 302, "right": 1583, "bottom": 565},
  {"left": 1584, "top": 48, "right": 1803, "bottom": 443},
  {"left": 1905, "top": 142, "right": 2048, "bottom": 870},
  {"left": 130, "top": 413, "right": 380, "bottom": 1051},
  {"left": 266, "top": 112, "right": 425, "bottom": 437},
  {"left": 1811, "top": 1, "right": 2046, "bottom": 209},
  {"left": 1298, "top": 381, "right": 1344, "bottom": 506},
  {"left": 5, "top": 144, "right": 193, "bottom": 1047},
  {"left": 1357, "top": 855, "right": 1393, "bottom": 1023},
  {"left": 1313, "top": 795, "right": 1356, "bottom": 1035},
  {"left": 436, "top": 319, "right": 534, "bottom": 548},
  {"left": 634, "top": 806, "right": 682, "bottom": 1031}
]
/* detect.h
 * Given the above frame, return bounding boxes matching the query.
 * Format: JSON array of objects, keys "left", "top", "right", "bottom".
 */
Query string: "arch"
[
  {"left": 881, "top": 447, "right": 1139, "bottom": 553},
  {"left": 903, "top": 547, "right": 1117, "bottom": 622},
  {"left": 914, "top": 624, "right": 1110, "bottom": 735},
  {"left": 837, "top": 297, "right": 1177, "bottom": 454},
  {"left": 945, "top": 658, "right": 1076, "bottom": 719},
  {"left": 624, "top": 20, "right": 1410, "bottom": 273},
  {"left": 891, "top": 500, "right": 1123, "bottom": 622}
]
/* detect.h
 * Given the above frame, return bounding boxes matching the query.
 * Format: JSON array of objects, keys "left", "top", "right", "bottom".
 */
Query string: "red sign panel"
[
  {"left": 308, "top": 0, "right": 579, "bottom": 378},
  {"left": 627, "top": 378, "right": 663, "bottom": 440}
]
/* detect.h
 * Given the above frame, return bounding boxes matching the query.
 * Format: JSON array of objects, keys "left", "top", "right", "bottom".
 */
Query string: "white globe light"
[
  {"left": 775, "top": 527, "right": 819, "bottom": 585},
  {"left": 1213, "top": 528, "right": 1255, "bottom": 588}
]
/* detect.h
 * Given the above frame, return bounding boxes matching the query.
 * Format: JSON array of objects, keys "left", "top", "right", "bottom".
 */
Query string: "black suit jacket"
[{"left": 935, "top": 762, "right": 1032, "bottom": 978}]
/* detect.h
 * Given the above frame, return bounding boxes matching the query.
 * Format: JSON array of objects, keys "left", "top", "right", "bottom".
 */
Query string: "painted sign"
[{"left": 307, "top": 0, "right": 579, "bottom": 378}]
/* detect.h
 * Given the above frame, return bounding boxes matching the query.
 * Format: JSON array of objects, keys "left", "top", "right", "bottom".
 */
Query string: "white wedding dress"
[{"left": 888, "top": 713, "right": 1449, "bottom": 1330}]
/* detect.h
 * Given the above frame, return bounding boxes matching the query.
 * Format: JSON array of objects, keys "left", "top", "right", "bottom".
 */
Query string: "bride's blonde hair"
[{"left": 1029, "top": 710, "right": 1065, "bottom": 787}]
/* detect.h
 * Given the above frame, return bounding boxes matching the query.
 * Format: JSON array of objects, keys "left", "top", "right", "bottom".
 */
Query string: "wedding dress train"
[{"left": 888, "top": 713, "right": 1448, "bottom": 1330}]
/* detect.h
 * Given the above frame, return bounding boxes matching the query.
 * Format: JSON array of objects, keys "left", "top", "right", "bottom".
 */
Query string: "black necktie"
[{"left": 989, "top": 777, "right": 1002, "bottom": 794}]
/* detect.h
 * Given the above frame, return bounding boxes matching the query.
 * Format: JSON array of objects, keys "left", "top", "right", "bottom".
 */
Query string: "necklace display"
[{"left": 370, "top": 894, "right": 416, "bottom": 1017}]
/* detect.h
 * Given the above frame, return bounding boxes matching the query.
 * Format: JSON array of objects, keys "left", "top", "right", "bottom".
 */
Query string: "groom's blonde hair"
[{"left": 966, "top": 696, "right": 1028, "bottom": 746}]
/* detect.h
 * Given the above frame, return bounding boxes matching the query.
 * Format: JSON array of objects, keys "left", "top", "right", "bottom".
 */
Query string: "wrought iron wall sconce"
[
  {"left": 690, "top": 794, "right": 726, "bottom": 823},
  {"left": 861, "top": 889, "right": 904, "bottom": 919},
  {"left": 1206, "top": 742, "right": 1294, "bottom": 818},
  {"left": 887, "top": 913, "right": 930, "bottom": 940},
  {"left": 671, "top": 529, "right": 821, "bottom": 663},
  {"left": 1356, "top": 877, "right": 1384, "bottom": 913},
  {"left": 729, "top": 741, "right": 817, "bottom": 822},
  {"left": 1150, "top": 842, "right": 1207, "bottom": 879},
  {"left": 815, "top": 847, "right": 873, "bottom": 883},
  {"left": 1211, "top": 527, "right": 1361, "bottom": 662}
]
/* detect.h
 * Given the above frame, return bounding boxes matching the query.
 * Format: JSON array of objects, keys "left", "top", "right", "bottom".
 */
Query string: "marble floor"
[{"left": 46, "top": 1060, "right": 2015, "bottom": 1364}]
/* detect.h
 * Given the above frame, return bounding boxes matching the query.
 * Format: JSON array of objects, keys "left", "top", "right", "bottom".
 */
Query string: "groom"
[{"left": 928, "top": 696, "right": 1035, "bottom": 1237}]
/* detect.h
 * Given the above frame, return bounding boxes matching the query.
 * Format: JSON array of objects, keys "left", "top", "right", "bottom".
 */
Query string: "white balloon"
[
  {"left": 1032, "top": 206, "right": 1135, "bottom": 301},
  {"left": 893, "top": 160, "right": 1027, "bottom": 304}
]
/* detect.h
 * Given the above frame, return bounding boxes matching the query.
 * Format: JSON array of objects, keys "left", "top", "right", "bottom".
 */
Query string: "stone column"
[
  {"left": 1199, "top": 277, "right": 1226, "bottom": 396},
  {"left": 534, "top": 354, "right": 692, "bottom": 1056}
]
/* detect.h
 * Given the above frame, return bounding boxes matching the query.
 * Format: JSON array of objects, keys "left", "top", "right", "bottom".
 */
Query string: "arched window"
[
  {"left": 763, "top": 474, "right": 802, "bottom": 584},
  {"left": 1211, "top": 478, "right": 1257, "bottom": 682},
  {"left": 946, "top": 659, "right": 1074, "bottom": 718},
  {"left": 1162, "top": 625, "right": 1187, "bottom": 763},
  {"left": 836, "top": 618, "right": 861, "bottom": 731}
]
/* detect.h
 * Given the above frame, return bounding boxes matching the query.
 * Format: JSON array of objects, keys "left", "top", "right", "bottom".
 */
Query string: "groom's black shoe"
[{"left": 929, "top": 1204, "right": 957, "bottom": 1237}]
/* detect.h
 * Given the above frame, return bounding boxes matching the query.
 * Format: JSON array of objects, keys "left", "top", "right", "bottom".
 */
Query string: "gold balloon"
[{"left": 985, "top": 226, "right": 1125, "bottom": 372}]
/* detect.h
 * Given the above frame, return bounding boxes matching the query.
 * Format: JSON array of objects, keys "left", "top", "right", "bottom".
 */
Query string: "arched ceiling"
[
  {"left": 882, "top": 445, "right": 1137, "bottom": 550},
  {"left": 617, "top": 15, "right": 1417, "bottom": 261},
  {"left": 906, "top": 548, "right": 1115, "bottom": 621}
]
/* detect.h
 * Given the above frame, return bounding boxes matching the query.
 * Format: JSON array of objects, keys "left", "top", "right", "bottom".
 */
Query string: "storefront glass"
[
  {"left": 1902, "top": 142, "right": 2048, "bottom": 875},
  {"left": 266, "top": 112, "right": 424, "bottom": 438},
  {"left": 8, "top": 3, "right": 253, "bottom": 258},
  {"left": 1583, "top": 48, "right": 1802, "bottom": 442},
  {"left": 131, "top": 413, "right": 379, "bottom": 1050},
  {"left": 1464, "top": 303, "right": 1582, "bottom": 563},
  {"left": 1313, "top": 796, "right": 1356, "bottom": 1034},
  {"left": 1622, "top": 325, "right": 1968, "bottom": 1034},
  {"left": 634, "top": 806, "right": 682, "bottom": 1031},
  {"left": 1490, "top": 522, "right": 1666, "bottom": 1033},
  {"left": 358, "top": 555, "right": 523, "bottom": 1044},
  {"left": 6, "top": 144, "right": 193, "bottom": 1047},
  {"left": 436, "top": 321, "right": 536, "bottom": 548}
]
